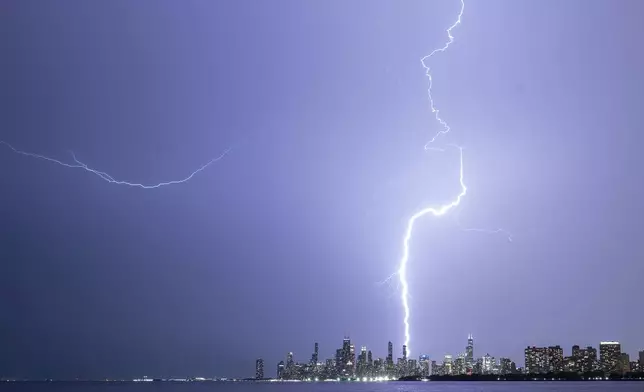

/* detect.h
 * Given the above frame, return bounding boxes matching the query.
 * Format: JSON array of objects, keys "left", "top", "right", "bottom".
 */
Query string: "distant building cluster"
[
  {"left": 265, "top": 337, "right": 428, "bottom": 381},
  {"left": 525, "top": 342, "right": 640, "bottom": 375},
  {"left": 254, "top": 336, "right": 644, "bottom": 380}
]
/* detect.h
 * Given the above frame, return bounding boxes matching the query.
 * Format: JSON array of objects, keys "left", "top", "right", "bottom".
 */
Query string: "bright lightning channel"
[
  {"left": 0, "top": 140, "right": 231, "bottom": 189},
  {"left": 397, "top": 0, "right": 465, "bottom": 357}
]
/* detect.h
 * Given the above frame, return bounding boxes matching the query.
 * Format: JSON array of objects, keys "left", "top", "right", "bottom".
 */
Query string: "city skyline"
[
  {"left": 2, "top": 0, "right": 643, "bottom": 380},
  {"left": 263, "top": 335, "right": 644, "bottom": 380},
  {"left": 262, "top": 337, "right": 644, "bottom": 372},
  {"left": 252, "top": 334, "right": 644, "bottom": 377}
]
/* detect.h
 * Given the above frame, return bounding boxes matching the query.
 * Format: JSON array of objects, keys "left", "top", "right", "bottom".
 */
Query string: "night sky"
[{"left": 2, "top": 0, "right": 643, "bottom": 380}]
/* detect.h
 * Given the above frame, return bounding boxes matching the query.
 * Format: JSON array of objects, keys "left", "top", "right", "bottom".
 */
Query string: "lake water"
[{"left": 1, "top": 382, "right": 643, "bottom": 392}]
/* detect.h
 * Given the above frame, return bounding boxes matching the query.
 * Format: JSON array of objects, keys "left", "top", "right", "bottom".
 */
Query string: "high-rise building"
[
  {"left": 500, "top": 358, "right": 515, "bottom": 375},
  {"left": 570, "top": 345, "right": 597, "bottom": 373},
  {"left": 357, "top": 346, "right": 367, "bottom": 378},
  {"left": 339, "top": 337, "right": 354, "bottom": 377},
  {"left": 419, "top": 355, "right": 430, "bottom": 377},
  {"left": 474, "top": 357, "right": 482, "bottom": 374},
  {"left": 311, "top": 342, "right": 319, "bottom": 364},
  {"left": 373, "top": 358, "right": 383, "bottom": 377},
  {"left": 466, "top": 334, "right": 474, "bottom": 372},
  {"left": 453, "top": 354, "right": 465, "bottom": 375},
  {"left": 387, "top": 342, "right": 394, "bottom": 376},
  {"left": 599, "top": 342, "right": 621, "bottom": 374},
  {"left": 408, "top": 359, "right": 418, "bottom": 376},
  {"left": 286, "top": 352, "right": 294, "bottom": 368},
  {"left": 525, "top": 347, "right": 548, "bottom": 374},
  {"left": 335, "top": 348, "right": 343, "bottom": 375},
  {"left": 255, "top": 358, "right": 264, "bottom": 379},
  {"left": 399, "top": 345, "right": 408, "bottom": 377},
  {"left": 481, "top": 353, "right": 495, "bottom": 375},
  {"left": 396, "top": 357, "right": 404, "bottom": 377},
  {"left": 277, "top": 361, "right": 285, "bottom": 379},
  {"left": 619, "top": 353, "right": 630, "bottom": 375},
  {"left": 443, "top": 355, "right": 453, "bottom": 375},
  {"left": 349, "top": 343, "right": 356, "bottom": 376},
  {"left": 524, "top": 346, "right": 563, "bottom": 373},
  {"left": 547, "top": 346, "right": 564, "bottom": 373},
  {"left": 639, "top": 350, "right": 644, "bottom": 371}
]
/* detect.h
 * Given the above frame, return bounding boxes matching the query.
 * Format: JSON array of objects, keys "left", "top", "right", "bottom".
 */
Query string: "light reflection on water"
[{"left": 2, "top": 382, "right": 643, "bottom": 392}]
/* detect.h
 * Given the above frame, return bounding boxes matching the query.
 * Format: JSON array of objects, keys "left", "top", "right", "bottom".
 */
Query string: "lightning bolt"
[
  {"left": 396, "top": 0, "right": 465, "bottom": 357},
  {"left": 0, "top": 140, "right": 231, "bottom": 189},
  {"left": 455, "top": 209, "right": 514, "bottom": 242}
]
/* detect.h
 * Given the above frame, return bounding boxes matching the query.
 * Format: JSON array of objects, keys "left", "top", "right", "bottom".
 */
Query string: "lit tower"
[
  {"left": 358, "top": 346, "right": 367, "bottom": 377},
  {"left": 600, "top": 342, "right": 621, "bottom": 374},
  {"left": 255, "top": 358, "right": 264, "bottom": 379},
  {"left": 286, "top": 352, "right": 294, "bottom": 369},
  {"left": 402, "top": 344, "right": 409, "bottom": 377},
  {"left": 387, "top": 341, "right": 394, "bottom": 377},
  {"left": 341, "top": 337, "right": 353, "bottom": 377},
  {"left": 466, "top": 334, "right": 474, "bottom": 373}
]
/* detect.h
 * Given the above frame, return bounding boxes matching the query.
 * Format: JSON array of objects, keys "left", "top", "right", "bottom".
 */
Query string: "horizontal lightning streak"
[
  {"left": 0, "top": 140, "right": 231, "bottom": 189},
  {"left": 455, "top": 209, "right": 514, "bottom": 242}
]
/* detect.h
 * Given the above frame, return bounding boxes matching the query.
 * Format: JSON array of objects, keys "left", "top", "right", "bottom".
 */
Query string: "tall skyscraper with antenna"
[{"left": 466, "top": 334, "right": 474, "bottom": 373}]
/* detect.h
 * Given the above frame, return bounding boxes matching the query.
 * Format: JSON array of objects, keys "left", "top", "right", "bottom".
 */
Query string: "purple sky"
[{"left": 1, "top": 0, "right": 643, "bottom": 379}]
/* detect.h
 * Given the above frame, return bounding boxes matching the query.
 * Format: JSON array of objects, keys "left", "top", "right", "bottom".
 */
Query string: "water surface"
[{"left": 2, "top": 381, "right": 642, "bottom": 392}]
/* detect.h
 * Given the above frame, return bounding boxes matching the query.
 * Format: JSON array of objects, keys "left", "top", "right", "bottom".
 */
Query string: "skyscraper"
[
  {"left": 466, "top": 334, "right": 474, "bottom": 372},
  {"left": 408, "top": 359, "right": 418, "bottom": 375},
  {"left": 335, "top": 348, "right": 343, "bottom": 375},
  {"left": 524, "top": 346, "right": 563, "bottom": 373},
  {"left": 600, "top": 342, "right": 621, "bottom": 374},
  {"left": 619, "top": 353, "right": 630, "bottom": 375},
  {"left": 349, "top": 343, "right": 356, "bottom": 376},
  {"left": 481, "top": 353, "right": 495, "bottom": 375},
  {"left": 525, "top": 346, "right": 548, "bottom": 374},
  {"left": 571, "top": 345, "right": 597, "bottom": 373},
  {"left": 431, "top": 360, "right": 438, "bottom": 376},
  {"left": 255, "top": 358, "right": 264, "bottom": 379},
  {"left": 443, "top": 355, "right": 453, "bottom": 375},
  {"left": 547, "top": 346, "right": 564, "bottom": 373},
  {"left": 277, "top": 361, "right": 285, "bottom": 379},
  {"left": 401, "top": 345, "right": 408, "bottom": 377},
  {"left": 419, "top": 354, "right": 430, "bottom": 377},
  {"left": 311, "top": 342, "right": 319, "bottom": 364},
  {"left": 340, "top": 337, "right": 354, "bottom": 377},
  {"left": 499, "top": 358, "right": 515, "bottom": 375},
  {"left": 453, "top": 354, "right": 465, "bottom": 375},
  {"left": 286, "top": 352, "right": 294, "bottom": 369},
  {"left": 357, "top": 346, "right": 367, "bottom": 377},
  {"left": 387, "top": 341, "right": 394, "bottom": 376},
  {"left": 639, "top": 350, "right": 644, "bottom": 370}
]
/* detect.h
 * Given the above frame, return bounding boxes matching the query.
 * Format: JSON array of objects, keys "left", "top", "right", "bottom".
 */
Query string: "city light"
[{"left": 267, "top": 335, "right": 642, "bottom": 381}]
